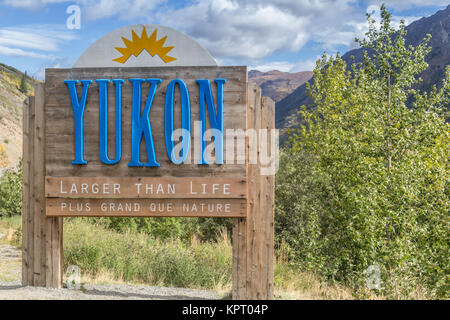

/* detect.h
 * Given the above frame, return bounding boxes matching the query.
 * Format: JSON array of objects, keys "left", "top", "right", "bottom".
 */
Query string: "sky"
[{"left": 0, "top": 0, "right": 447, "bottom": 79}]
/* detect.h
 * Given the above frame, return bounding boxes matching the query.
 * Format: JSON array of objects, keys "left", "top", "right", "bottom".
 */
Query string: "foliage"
[
  {"left": 1, "top": 71, "right": 19, "bottom": 89},
  {"left": 278, "top": 5, "right": 449, "bottom": 298},
  {"left": 0, "top": 144, "right": 7, "bottom": 168},
  {"left": 0, "top": 160, "right": 22, "bottom": 217},
  {"left": 63, "top": 219, "right": 232, "bottom": 289},
  {"left": 19, "top": 71, "right": 28, "bottom": 95},
  {"left": 92, "top": 216, "right": 232, "bottom": 243}
]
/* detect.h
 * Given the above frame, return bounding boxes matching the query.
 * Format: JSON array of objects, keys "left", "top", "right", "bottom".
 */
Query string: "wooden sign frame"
[{"left": 22, "top": 69, "right": 274, "bottom": 299}]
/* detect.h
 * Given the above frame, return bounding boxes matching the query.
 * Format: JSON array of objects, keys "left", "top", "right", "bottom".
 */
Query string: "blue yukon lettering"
[
  {"left": 64, "top": 78, "right": 226, "bottom": 166},
  {"left": 164, "top": 79, "right": 191, "bottom": 164},
  {"left": 97, "top": 79, "right": 124, "bottom": 165},
  {"left": 64, "top": 79, "right": 92, "bottom": 165},
  {"left": 196, "top": 79, "right": 226, "bottom": 165},
  {"left": 128, "top": 78, "right": 161, "bottom": 167}
]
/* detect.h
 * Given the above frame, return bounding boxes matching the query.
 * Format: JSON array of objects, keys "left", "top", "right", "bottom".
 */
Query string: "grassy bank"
[
  {"left": 0, "top": 216, "right": 357, "bottom": 299},
  {"left": 64, "top": 218, "right": 232, "bottom": 291},
  {"left": 0, "top": 215, "right": 20, "bottom": 246},
  {"left": 0, "top": 215, "right": 21, "bottom": 282}
]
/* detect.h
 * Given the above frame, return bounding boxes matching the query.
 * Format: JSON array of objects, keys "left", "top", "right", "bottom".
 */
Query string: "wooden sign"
[
  {"left": 44, "top": 66, "right": 247, "bottom": 217},
  {"left": 22, "top": 24, "right": 275, "bottom": 300}
]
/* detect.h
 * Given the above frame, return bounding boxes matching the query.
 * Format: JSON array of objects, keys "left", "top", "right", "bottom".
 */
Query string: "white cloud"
[
  {"left": 156, "top": 0, "right": 441, "bottom": 64},
  {"left": 157, "top": 0, "right": 358, "bottom": 61},
  {"left": 2, "top": 0, "right": 166, "bottom": 20},
  {"left": 0, "top": 45, "right": 52, "bottom": 59},
  {"left": 2, "top": 0, "right": 68, "bottom": 8},
  {"left": 291, "top": 57, "right": 322, "bottom": 72},
  {"left": 33, "top": 56, "right": 72, "bottom": 79},
  {"left": 340, "top": 5, "right": 422, "bottom": 51},
  {"left": 0, "top": 24, "right": 77, "bottom": 62},
  {"left": 1, "top": 0, "right": 356, "bottom": 63},
  {"left": 2, "top": 0, "right": 444, "bottom": 70},
  {"left": 83, "top": 0, "right": 166, "bottom": 21},
  {"left": 0, "top": 25, "right": 76, "bottom": 52},
  {"left": 249, "top": 55, "right": 325, "bottom": 73},
  {"left": 249, "top": 61, "right": 295, "bottom": 73},
  {"left": 368, "top": 0, "right": 448, "bottom": 11}
]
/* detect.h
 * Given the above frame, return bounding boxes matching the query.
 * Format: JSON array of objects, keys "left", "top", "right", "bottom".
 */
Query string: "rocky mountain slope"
[
  {"left": 276, "top": 5, "right": 450, "bottom": 129},
  {"left": 248, "top": 69, "right": 313, "bottom": 102},
  {"left": 0, "top": 63, "right": 35, "bottom": 167}
]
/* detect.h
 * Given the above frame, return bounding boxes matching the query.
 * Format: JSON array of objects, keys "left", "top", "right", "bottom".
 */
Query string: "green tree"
[
  {"left": 278, "top": 4, "right": 449, "bottom": 298},
  {"left": 0, "top": 160, "right": 22, "bottom": 217},
  {"left": 19, "top": 71, "right": 28, "bottom": 94}
]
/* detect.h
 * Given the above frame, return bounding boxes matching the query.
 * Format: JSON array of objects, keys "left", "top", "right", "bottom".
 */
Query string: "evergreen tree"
[{"left": 19, "top": 71, "right": 28, "bottom": 94}]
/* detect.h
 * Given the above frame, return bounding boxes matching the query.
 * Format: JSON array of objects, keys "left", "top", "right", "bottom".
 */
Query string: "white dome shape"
[{"left": 73, "top": 24, "right": 217, "bottom": 68}]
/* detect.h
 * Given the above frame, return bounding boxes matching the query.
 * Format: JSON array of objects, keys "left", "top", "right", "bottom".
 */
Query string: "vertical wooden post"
[
  {"left": 232, "top": 83, "right": 275, "bottom": 299},
  {"left": 33, "top": 84, "right": 45, "bottom": 286},
  {"left": 22, "top": 97, "right": 32, "bottom": 285},
  {"left": 22, "top": 84, "right": 63, "bottom": 288},
  {"left": 246, "top": 83, "right": 262, "bottom": 299},
  {"left": 232, "top": 217, "right": 247, "bottom": 299},
  {"left": 260, "top": 96, "right": 275, "bottom": 299}
]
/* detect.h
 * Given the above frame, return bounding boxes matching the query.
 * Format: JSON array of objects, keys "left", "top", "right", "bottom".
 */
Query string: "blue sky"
[{"left": 0, "top": 0, "right": 447, "bottom": 79}]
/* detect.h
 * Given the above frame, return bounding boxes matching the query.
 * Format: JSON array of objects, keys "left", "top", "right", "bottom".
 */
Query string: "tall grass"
[
  {"left": 0, "top": 215, "right": 21, "bottom": 245},
  {"left": 63, "top": 219, "right": 232, "bottom": 290}
]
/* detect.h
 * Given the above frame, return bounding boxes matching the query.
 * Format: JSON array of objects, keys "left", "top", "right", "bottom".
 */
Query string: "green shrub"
[
  {"left": 0, "top": 161, "right": 22, "bottom": 217},
  {"left": 92, "top": 216, "right": 232, "bottom": 243}
]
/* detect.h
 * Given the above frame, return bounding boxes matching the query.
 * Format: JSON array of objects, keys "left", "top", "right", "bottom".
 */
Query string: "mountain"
[
  {"left": 276, "top": 5, "right": 450, "bottom": 129},
  {"left": 248, "top": 69, "right": 313, "bottom": 102},
  {"left": 0, "top": 63, "right": 36, "bottom": 167}
]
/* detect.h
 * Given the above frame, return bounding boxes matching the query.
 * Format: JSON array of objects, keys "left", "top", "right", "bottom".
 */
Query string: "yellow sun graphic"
[{"left": 113, "top": 27, "right": 176, "bottom": 64}]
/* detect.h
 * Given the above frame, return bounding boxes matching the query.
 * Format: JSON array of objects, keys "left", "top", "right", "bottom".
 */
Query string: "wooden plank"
[
  {"left": 46, "top": 217, "right": 63, "bottom": 288},
  {"left": 55, "top": 217, "right": 63, "bottom": 288},
  {"left": 45, "top": 163, "right": 246, "bottom": 178},
  {"left": 46, "top": 198, "right": 246, "bottom": 217},
  {"left": 233, "top": 217, "right": 247, "bottom": 299},
  {"left": 46, "top": 176, "right": 247, "bottom": 199},
  {"left": 21, "top": 97, "right": 31, "bottom": 286},
  {"left": 44, "top": 67, "right": 247, "bottom": 178},
  {"left": 246, "top": 83, "right": 262, "bottom": 299},
  {"left": 231, "top": 71, "right": 249, "bottom": 300},
  {"left": 45, "top": 216, "right": 52, "bottom": 287},
  {"left": 27, "top": 94, "right": 37, "bottom": 286},
  {"left": 232, "top": 218, "right": 247, "bottom": 299},
  {"left": 260, "top": 96, "right": 275, "bottom": 299},
  {"left": 232, "top": 218, "right": 239, "bottom": 299},
  {"left": 28, "top": 96, "right": 36, "bottom": 286},
  {"left": 33, "top": 84, "right": 45, "bottom": 286}
]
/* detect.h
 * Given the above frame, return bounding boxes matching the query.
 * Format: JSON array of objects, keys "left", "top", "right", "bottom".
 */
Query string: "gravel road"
[
  {"left": 0, "top": 244, "right": 221, "bottom": 300},
  {"left": 0, "top": 281, "right": 221, "bottom": 300}
]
